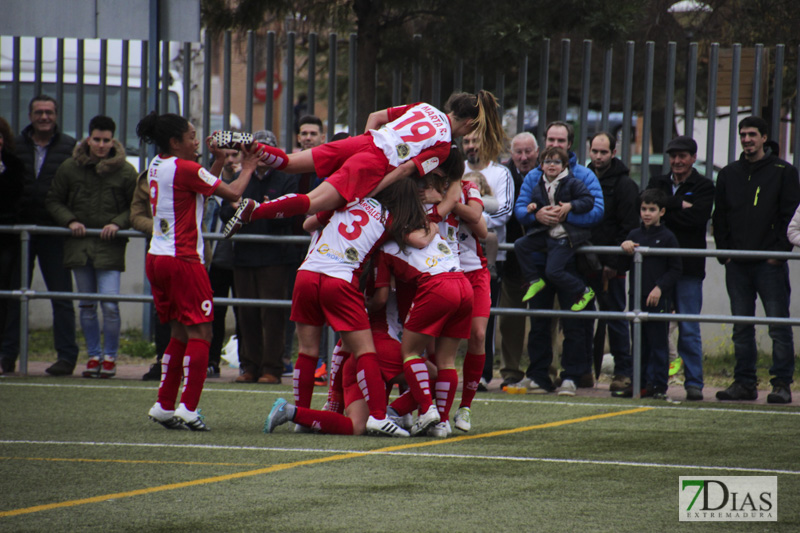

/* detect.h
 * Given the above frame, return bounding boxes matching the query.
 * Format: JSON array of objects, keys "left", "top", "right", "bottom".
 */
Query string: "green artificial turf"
[{"left": 1, "top": 379, "right": 798, "bottom": 532}]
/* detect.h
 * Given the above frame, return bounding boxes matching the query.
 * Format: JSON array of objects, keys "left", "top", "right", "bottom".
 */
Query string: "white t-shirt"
[{"left": 466, "top": 161, "right": 514, "bottom": 261}]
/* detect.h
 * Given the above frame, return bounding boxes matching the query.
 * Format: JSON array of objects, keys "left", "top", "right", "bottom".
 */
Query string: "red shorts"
[
  {"left": 311, "top": 135, "right": 392, "bottom": 203},
  {"left": 465, "top": 268, "right": 491, "bottom": 318},
  {"left": 146, "top": 254, "right": 213, "bottom": 325},
  {"left": 290, "top": 270, "right": 370, "bottom": 332},
  {"left": 404, "top": 273, "right": 473, "bottom": 339},
  {"left": 342, "top": 333, "right": 403, "bottom": 407}
]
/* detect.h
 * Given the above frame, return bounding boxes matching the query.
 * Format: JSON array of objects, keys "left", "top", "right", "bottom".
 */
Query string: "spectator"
[
  {"left": 462, "top": 129, "right": 514, "bottom": 390},
  {"left": 498, "top": 132, "right": 538, "bottom": 388},
  {"left": 220, "top": 130, "right": 299, "bottom": 384},
  {"left": 0, "top": 117, "right": 25, "bottom": 374},
  {"left": 586, "top": 132, "right": 639, "bottom": 394},
  {"left": 646, "top": 135, "right": 715, "bottom": 401},
  {"left": 46, "top": 115, "right": 137, "bottom": 378},
  {"left": 514, "top": 146, "right": 596, "bottom": 311},
  {"left": 513, "top": 121, "right": 604, "bottom": 395},
  {"left": 0, "top": 95, "right": 78, "bottom": 376},
  {"left": 713, "top": 116, "right": 800, "bottom": 404},
  {"left": 617, "top": 189, "right": 682, "bottom": 399}
]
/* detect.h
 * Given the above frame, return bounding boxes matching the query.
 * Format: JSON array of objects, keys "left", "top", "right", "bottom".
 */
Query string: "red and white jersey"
[
  {"left": 367, "top": 255, "right": 404, "bottom": 343},
  {"left": 456, "top": 180, "right": 488, "bottom": 273},
  {"left": 426, "top": 202, "right": 460, "bottom": 259},
  {"left": 370, "top": 102, "right": 452, "bottom": 175},
  {"left": 299, "top": 198, "right": 391, "bottom": 284},
  {"left": 147, "top": 155, "right": 220, "bottom": 263},
  {"left": 380, "top": 232, "right": 462, "bottom": 285}
]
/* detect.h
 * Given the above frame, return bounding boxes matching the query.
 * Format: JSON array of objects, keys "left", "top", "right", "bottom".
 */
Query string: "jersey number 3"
[{"left": 338, "top": 209, "right": 369, "bottom": 240}]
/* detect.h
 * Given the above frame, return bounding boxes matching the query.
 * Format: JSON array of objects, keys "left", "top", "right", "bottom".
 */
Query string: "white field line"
[
  {"left": 2, "top": 439, "right": 799, "bottom": 476},
  {"left": 2, "top": 381, "right": 800, "bottom": 417}
]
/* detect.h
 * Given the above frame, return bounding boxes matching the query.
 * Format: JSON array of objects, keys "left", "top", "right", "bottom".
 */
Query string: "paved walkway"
[{"left": 3, "top": 361, "right": 795, "bottom": 406}]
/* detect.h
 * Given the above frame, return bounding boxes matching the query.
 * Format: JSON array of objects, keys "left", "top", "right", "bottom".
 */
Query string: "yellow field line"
[{"left": 0, "top": 406, "right": 651, "bottom": 518}]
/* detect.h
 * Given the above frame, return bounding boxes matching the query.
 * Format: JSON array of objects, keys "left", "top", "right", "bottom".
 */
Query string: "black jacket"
[
  {"left": 712, "top": 146, "right": 800, "bottom": 262},
  {"left": 15, "top": 125, "right": 77, "bottom": 225},
  {"left": 647, "top": 168, "right": 714, "bottom": 278},
  {"left": 588, "top": 158, "right": 640, "bottom": 270},
  {"left": 526, "top": 171, "right": 595, "bottom": 246},
  {"left": 624, "top": 223, "right": 682, "bottom": 311},
  {"left": 219, "top": 169, "right": 301, "bottom": 267}
]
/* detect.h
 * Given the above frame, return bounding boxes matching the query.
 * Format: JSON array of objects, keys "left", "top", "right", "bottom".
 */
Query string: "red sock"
[
  {"left": 179, "top": 338, "right": 210, "bottom": 412},
  {"left": 293, "top": 353, "right": 318, "bottom": 408},
  {"left": 434, "top": 368, "right": 459, "bottom": 422},
  {"left": 294, "top": 406, "right": 354, "bottom": 435},
  {"left": 253, "top": 142, "right": 289, "bottom": 170},
  {"left": 251, "top": 194, "right": 310, "bottom": 220},
  {"left": 157, "top": 338, "right": 186, "bottom": 410},
  {"left": 327, "top": 344, "right": 349, "bottom": 415},
  {"left": 356, "top": 352, "right": 388, "bottom": 419},
  {"left": 403, "top": 357, "right": 433, "bottom": 412},
  {"left": 389, "top": 389, "right": 417, "bottom": 417},
  {"left": 460, "top": 352, "right": 486, "bottom": 409}
]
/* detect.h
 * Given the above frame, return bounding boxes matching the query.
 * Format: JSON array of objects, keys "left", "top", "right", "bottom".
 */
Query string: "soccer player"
[
  {"left": 221, "top": 91, "right": 506, "bottom": 237},
  {"left": 137, "top": 112, "right": 261, "bottom": 431}
]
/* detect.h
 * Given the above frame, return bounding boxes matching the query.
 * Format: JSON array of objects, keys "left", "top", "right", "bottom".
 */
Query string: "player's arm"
[
  {"left": 214, "top": 145, "right": 261, "bottom": 202},
  {"left": 365, "top": 109, "right": 390, "bottom": 132}
]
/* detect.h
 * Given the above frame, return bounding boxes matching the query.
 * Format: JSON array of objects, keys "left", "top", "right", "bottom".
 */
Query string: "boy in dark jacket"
[
  {"left": 514, "top": 146, "right": 595, "bottom": 312},
  {"left": 617, "top": 189, "right": 682, "bottom": 399}
]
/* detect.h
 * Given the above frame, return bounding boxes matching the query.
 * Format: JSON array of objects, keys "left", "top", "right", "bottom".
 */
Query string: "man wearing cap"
[
  {"left": 220, "top": 130, "right": 300, "bottom": 384},
  {"left": 646, "top": 135, "right": 715, "bottom": 401}
]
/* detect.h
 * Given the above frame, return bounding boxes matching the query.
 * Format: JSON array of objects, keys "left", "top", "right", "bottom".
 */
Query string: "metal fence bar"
[
  {"left": 34, "top": 37, "right": 42, "bottom": 97},
  {"left": 160, "top": 40, "right": 170, "bottom": 115},
  {"left": 284, "top": 31, "right": 295, "bottom": 151},
  {"left": 706, "top": 43, "right": 719, "bottom": 178},
  {"left": 99, "top": 39, "right": 108, "bottom": 116},
  {"left": 412, "top": 34, "right": 422, "bottom": 102},
  {"left": 76, "top": 39, "right": 85, "bottom": 139},
  {"left": 10, "top": 36, "right": 21, "bottom": 131},
  {"left": 120, "top": 40, "right": 130, "bottom": 149},
  {"left": 348, "top": 33, "right": 357, "bottom": 135},
  {"left": 516, "top": 54, "right": 528, "bottom": 135},
  {"left": 640, "top": 42, "right": 654, "bottom": 187},
  {"left": 537, "top": 39, "right": 550, "bottom": 146},
  {"left": 223, "top": 31, "right": 232, "bottom": 131},
  {"left": 326, "top": 32, "right": 336, "bottom": 141},
  {"left": 662, "top": 42, "right": 676, "bottom": 174},
  {"left": 453, "top": 57, "right": 463, "bottom": 92},
  {"left": 559, "top": 39, "right": 570, "bottom": 122},
  {"left": 771, "top": 44, "right": 784, "bottom": 146},
  {"left": 601, "top": 47, "right": 612, "bottom": 133},
  {"left": 265, "top": 31, "right": 276, "bottom": 135},
  {"left": 245, "top": 31, "right": 255, "bottom": 132},
  {"left": 431, "top": 59, "right": 442, "bottom": 109},
  {"left": 752, "top": 43, "right": 763, "bottom": 115},
  {"left": 307, "top": 32, "right": 317, "bottom": 117},
  {"left": 182, "top": 42, "right": 191, "bottom": 119},
  {"left": 201, "top": 31, "right": 211, "bottom": 168},
  {"left": 728, "top": 44, "right": 741, "bottom": 163},
  {"left": 621, "top": 41, "right": 634, "bottom": 167},
  {"left": 684, "top": 42, "right": 698, "bottom": 136},
  {"left": 392, "top": 67, "right": 401, "bottom": 107},
  {"left": 795, "top": 45, "right": 800, "bottom": 168},
  {"left": 577, "top": 40, "right": 591, "bottom": 163}
]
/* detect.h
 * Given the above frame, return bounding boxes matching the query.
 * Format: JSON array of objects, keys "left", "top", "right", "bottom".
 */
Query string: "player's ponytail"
[{"left": 473, "top": 90, "right": 507, "bottom": 163}]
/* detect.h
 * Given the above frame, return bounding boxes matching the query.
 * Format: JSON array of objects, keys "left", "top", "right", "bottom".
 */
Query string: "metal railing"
[{"left": 2, "top": 225, "right": 800, "bottom": 398}]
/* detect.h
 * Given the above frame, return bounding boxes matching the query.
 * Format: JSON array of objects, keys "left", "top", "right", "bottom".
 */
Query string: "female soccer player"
[
  {"left": 285, "top": 178, "right": 433, "bottom": 437},
  {"left": 138, "top": 112, "right": 260, "bottom": 431},
  {"left": 221, "top": 91, "right": 506, "bottom": 237}
]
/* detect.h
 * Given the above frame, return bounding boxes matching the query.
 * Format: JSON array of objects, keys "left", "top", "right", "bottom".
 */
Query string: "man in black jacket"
[
  {"left": 713, "top": 116, "right": 800, "bottom": 404},
  {"left": 1, "top": 95, "right": 78, "bottom": 376},
  {"left": 647, "top": 135, "right": 715, "bottom": 401},
  {"left": 587, "top": 132, "right": 640, "bottom": 394}
]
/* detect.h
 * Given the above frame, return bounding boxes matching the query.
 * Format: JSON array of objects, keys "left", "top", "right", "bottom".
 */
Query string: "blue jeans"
[
  {"left": 515, "top": 233, "right": 585, "bottom": 297},
  {"left": 1, "top": 235, "right": 78, "bottom": 365},
  {"left": 674, "top": 275, "right": 704, "bottom": 389},
  {"left": 72, "top": 264, "right": 121, "bottom": 359},
  {"left": 725, "top": 261, "right": 794, "bottom": 386}
]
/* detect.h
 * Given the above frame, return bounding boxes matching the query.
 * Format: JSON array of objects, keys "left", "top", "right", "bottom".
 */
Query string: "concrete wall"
[{"left": 23, "top": 234, "right": 800, "bottom": 357}]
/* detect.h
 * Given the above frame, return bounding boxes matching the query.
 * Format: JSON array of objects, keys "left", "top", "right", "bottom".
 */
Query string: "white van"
[{"left": 0, "top": 36, "right": 183, "bottom": 167}]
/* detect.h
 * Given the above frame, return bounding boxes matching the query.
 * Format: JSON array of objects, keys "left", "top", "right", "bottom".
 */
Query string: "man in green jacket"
[{"left": 46, "top": 115, "right": 137, "bottom": 378}]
